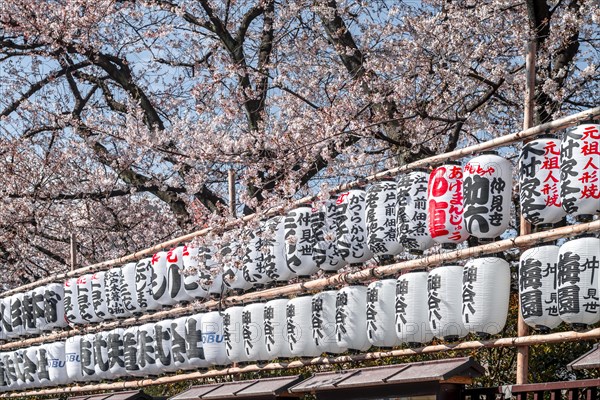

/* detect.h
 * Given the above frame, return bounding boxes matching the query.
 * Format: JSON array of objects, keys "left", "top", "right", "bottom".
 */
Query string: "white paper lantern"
[
  {"left": 80, "top": 333, "right": 98, "bottom": 381},
  {"left": 107, "top": 328, "right": 126, "bottom": 377},
  {"left": 312, "top": 200, "right": 347, "bottom": 272},
  {"left": 462, "top": 257, "right": 511, "bottom": 337},
  {"left": 366, "top": 279, "right": 400, "bottom": 348},
  {"left": 265, "top": 217, "right": 297, "bottom": 281},
  {"left": 3, "top": 352, "right": 20, "bottom": 390},
  {"left": 312, "top": 291, "right": 346, "bottom": 354},
  {"left": 463, "top": 152, "right": 512, "bottom": 238},
  {"left": 396, "top": 271, "right": 433, "bottom": 345},
  {"left": 43, "top": 283, "right": 67, "bottom": 331},
  {"left": 208, "top": 272, "right": 226, "bottom": 298},
  {"left": 90, "top": 272, "right": 109, "bottom": 321},
  {"left": 121, "top": 263, "right": 140, "bottom": 315},
  {"left": 366, "top": 181, "right": 403, "bottom": 256},
  {"left": 136, "top": 323, "right": 161, "bottom": 376},
  {"left": 184, "top": 314, "right": 209, "bottom": 368},
  {"left": 93, "top": 331, "right": 110, "bottom": 380},
  {"left": 428, "top": 265, "right": 468, "bottom": 340},
  {"left": 519, "top": 245, "right": 562, "bottom": 332},
  {"left": 244, "top": 225, "right": 274, "bottom": 286},
  {"left": 335, "top": 286, "right": 370, "bottom": 352},
  {"left": 134, "top": 259, "right": 162, "bottom": 312},
  {"left": 287, "top": 296, "right": 320, "bottom": 357},
  {"left": 181, "top": 245, "right": 210, "bottom": 299},
  {"left": 23, "top": 346, "right": 41, "bottom": 388},
  {"left": 0, "top": 353, "right": 11, "bottom": 390},
  {"left": 45, "top": 341, "right": 68, "bottom": 386},
  {"left": 223, "top": 306, "right": 247, "bottom": 363},
  {"left": 264, "top": 298, "right": 292, "bottom": 359},
  {"left": 38, "top": 345, "right": 55, "bottom": 387},
  {"left": 154, "top": 320, "right": 179, "bottom": 372},
  {"left": 336, "top": 190, "right": 374, "bottom": 264},
  {"left": 221, "top": 240, "right": 253, "bottom": 293},
  {"left": 76, "top": 275, "right": 96, "bottom": 323},
  {"left": 65, "top": 335, "right": 83, "bottom": 382},
  {"left": 397, "top": 170, "right": 434, "bottom": 254},
  {"left": 284, "top": 207, "right": 319, "bottom": 277},
  {"left": 64, "top": 278, "right": 82, "bottom": 325},
  {"left": 428, "top": 163, "right": 469, "bottom": 247},
  {"left": 150, "top": 251, "right": 177, "bottom": 306},
  {"left": 201, "top": 311, "right": 227, "bottom": 365},
  {"left": 560, "top": 124, "right": 600, "bottom": 218},
  {"left": 11, "top": 351, "right": 25, "bottom": 389},
  {"left": 0, "top": 299, "right": 11, "bottom": 340},
  {"left": 122, "top": 326, "right": 142, "bottom": 377},
  {"left": 242, "top": 303, "right": 270, "bottom": 361},
  {"left": 519, "top": 137, "right": 566, "bottom": 225},
  {"left": 22, "top": 291, "right": 39, "bottom": 335},
  {"left": 165, "top": 247, "right": 193, "bottom": 303},
  {"left": 32, "top": 287, "right": 46, "bottom": 334},
  {"left": 10, "top": 294, "right": 26, "bottom": 338},
  {"left": 105, "top": 268, "right": 129, "bottom": 318},
  {"left": 557, "top": 236, "right": 600, "bottom": 328}
]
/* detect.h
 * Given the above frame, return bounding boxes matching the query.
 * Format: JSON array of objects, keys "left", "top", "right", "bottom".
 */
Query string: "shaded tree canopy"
[{"left": 1, "top": 0, "right": 598, "bottom": 287}]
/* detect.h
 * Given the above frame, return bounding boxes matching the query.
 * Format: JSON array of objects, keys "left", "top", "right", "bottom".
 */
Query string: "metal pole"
[
  {"left": 517, "top": 38, "right": 536, "bottom": 385},
  {"left": 228, "top": 169, "right": 236, "bottom": 218}
]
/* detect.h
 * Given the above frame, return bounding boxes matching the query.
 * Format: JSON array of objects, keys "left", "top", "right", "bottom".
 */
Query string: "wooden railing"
[{"left": 463, "top": 378, "right": 600, "bottom": 400}]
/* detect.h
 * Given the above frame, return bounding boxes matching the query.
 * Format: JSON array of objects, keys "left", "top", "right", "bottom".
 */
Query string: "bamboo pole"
[
  {"left": 2, "top": 219, "right": 599, "bottom": 352},
  {"left": 1, "top": 328, "right": 599, "bottom": 398},
  {"left": 516, "top": 38, "right": 537, "bottom": 385},
  {"left": 2, "top": 106, "right": 599, "bottom": 299}
]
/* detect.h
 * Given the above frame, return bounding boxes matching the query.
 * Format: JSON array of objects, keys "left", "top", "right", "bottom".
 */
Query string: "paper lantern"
[
  {"left": 90, "top": 272, "right": 109, "bottom": 321},
  {"left": 201, "top": 311, "right": 227, "bottom": 365},
  {"left": 336, "top": 190, "right": 374, "bottom": 264},
  {"left": 181, "top": 245, "right": 210, "bottom": 299},
  {"left": 366, "top": 279, "right": 400, "bottom": 348},
  {"left": 64, "top": 278, "right": 82, "bottom": 325},
  {"left": 3, "top": 352, "right": 21, "bottom": 390},
  {"left": 32, "top": 287, "right": 47, "bottom": 334},
  {"left": 23, "top": 346, "right": 41, "bottom": 388},
  {"left": 557, "top": 236, "right": 600, "bottom": 328},
  {"left": 264, "top": 298, "right": 292, "bottom": 359},
  {"left": 312, "top": 200, "right": 347, "bottom": 272},
  {"left": 397, "top": 170, "right": 434, "bottom": 254},
  {"left": 105, "top": 268, "right": 129, "bottom": 318},
  {"left": 10, "top": 294, "right": 26, "bottom": 338},
  {"left": 0, "top": 353, "right": 11, "bottom": 390},
  {"left": 284, "top": 207, "right": 319, "bottom": 277},
  {"left": 312, "top": 291, "right": 346, "bottom": 354},
  {"left": 428, "top": 163, "right": 469, "bottom": 247},
  {"left": 107, "top": 328, "right": 126, "bottom": 377},
  {"left": 45, "top": 341, "right": 68, "bottom": 386},
  {"left": 335, "top": 286, "right": 370, "bottom": 352},
  {"left": 80, "top": 334, "right": 98, "bottom": 381},
  {"left": 154, "top": 320, "right": 179, "bottom": 372},
  {"left": 264, "top": 217, "right": 297, "bottom": 281},
  {"left": 43, "top": 283, "right": 67, "bottom": 331},
  {"left": 221, "top": 240, "right": 253, "bottom": 293},
  {"left": 462, "top": 257, "right": 511, "bottom": 337},
  {"left": 0, "top": 298, "right": 12, "bottom": 340},
  {"left": 136, "top": 323, "right": 161, "bottom": 376},
  {"left": 122, "top": 326, "right": 142, "bottom": 377},
  {"left": 428, "top": 265, "right": 468, "bottom": 340},
  {"left": 65, "top": 335, "right": 83, "bottom": 382},
  {"left": 208, "top": 272, "right": 226, "bottom": 298},
  {"left": 560, "top": 124, "right": 600, "bottom": 218},
  {"left": 165, "top": 247, "right": 193, "bottom": 303},
  {"left": 10, "top": 350, "right": 26, "bottom": 389},
  {"left": 519, "top": 137, "right": 566, "bottom": 225},
  {"left": 76, "top": 275, "right": 96, "bottom": 323},
  {"left": 223, "top": 306, "right": 247, "bottom": 364},
  {"left": 287, "top": 296, "right": 321, "bottom": 357},
  {"left": 395, "top": 271, "right": 433, "bottom": 345},
  {"left": 184, "top": 314, "right": 209, "bottom": 368},
  {"left": 366, "top": 181, "right": 403, "bottom": 256},
  {"left": 463, "top": 152, "right": 512, "bottom": 238},
  {"left": 519, "top": 245, "right": 562, "bottom": 332},
  {"left": 134, "top": 258, "right": 162, "bottom": 312},
  {"left": 93, "top": 331, "right": 110, "bottom": 380},
  {"left": 242, "top": 303, "right": 269, "bottom": 361},
  {"left": 121, "top": 263, "right": 140, "bottom": 315},
  {"left": 22, "top": 291, "right": 39, "bottom": 335},
  {"left": 150, "top": 251, "right": 177, "bottom": 306},
  {"left": 244, "top": 224, "right": 274, "bottom": 286}
]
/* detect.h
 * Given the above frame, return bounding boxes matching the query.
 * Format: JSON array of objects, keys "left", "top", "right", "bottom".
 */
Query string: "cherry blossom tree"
[{"left": 1, "top": 0, "right": 598, "bottom": 287}]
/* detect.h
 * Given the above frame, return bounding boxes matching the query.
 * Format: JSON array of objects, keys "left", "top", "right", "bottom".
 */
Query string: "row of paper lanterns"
[
  {"left": 1, "top": 256, "right": 512, "bottom": 391},
  {"left": 0, "top": 124, "right": 597, "bottom": 342},
  {"left": 519, "top": 235, "right": 600, "bottom": 331}
]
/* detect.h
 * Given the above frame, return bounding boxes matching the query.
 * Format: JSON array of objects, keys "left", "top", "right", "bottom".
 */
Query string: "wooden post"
[
  {"left": 517, "top": 39, "right": 537, "bottom": 385},
  {"left": 70, "top": 233, "right": 77, "bottom": 272},
  {"left": 228, "top": 169, "right": 236, "bottom": 218}
]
